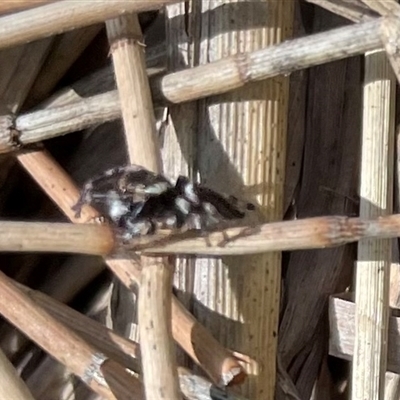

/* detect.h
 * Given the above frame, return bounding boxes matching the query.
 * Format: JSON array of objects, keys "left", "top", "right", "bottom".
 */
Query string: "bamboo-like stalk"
[
  {"left": 106, "top": 14, "right": 161, "bottom": 171},
  {"left": 40, "top": 41, "right": 166, "bottom": 109},
  {"left": 0, "top": 347, "right": 35, "bottom": 400},
  {"left": 305, "top": 0, "right": 377, "bottom": 22},
  {"left": 18, "top": 281, "right": 141, "bottom": 373},
  {"left": 360, "top": 0, "right": 400, "bottom": 16},
  {"left": 7, "top": 213, "right": 400, "bottom": 256},
  {"left": 0, "top": 0, "right": 177, "bottom": 50},
  {"left": 17, "top": 148, "right": 246, "bottom": 385},
  {"left": 106, "top": 13, "right": 180, "bottom": 399},
  {"left": 0, "top": 221, "right": 114, "bottom": 255},
  {"left": 0, "top": 270, "right": 144, "bottom": 399},
  {"left": 351, "top": 50, "right": 395, "bottom": 400},
  {"left": 381, "top": 16, "right": 400, "bottom": 84},
  {"left": 166, "top": 2, "right": 293, "bottom": 398},
  {"left": 17, "top": 149, "right": 99, "bottom": 223},
  {"left": 371, "top": 8, "right": 400, "bottom": 398},
  {"left": 0, "top": 18, "right": 383, "bottom": 153},
  {"left": 0, "top": 0, "right": 57, "bottom": 16},
  {"left": 38, "top": 15, "right": 380, "bottom": 111},
  {"left": 18, "top": 282, "right": 247, "bottom": 400}
]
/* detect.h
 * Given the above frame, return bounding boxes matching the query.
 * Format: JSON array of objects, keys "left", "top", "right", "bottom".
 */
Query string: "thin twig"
[
  {"left": 0, "top": 270, "right": 143, "bottom": 399},
  {"left": 0, "top": 18, "right": 383, "bottom": 153},
  {"left": 0, "top": 0, "right": 177, "bottom": 50},
  {"left": 17, "top": 147, "right": 244, "bottom": 385},
  {"left": 106, "top": 13, "right": 180, "bottom": 399}
]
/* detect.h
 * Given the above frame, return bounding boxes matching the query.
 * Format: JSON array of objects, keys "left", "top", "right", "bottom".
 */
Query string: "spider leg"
[{"left": 72, "top": 183, "right": 94, "bottom": 218}]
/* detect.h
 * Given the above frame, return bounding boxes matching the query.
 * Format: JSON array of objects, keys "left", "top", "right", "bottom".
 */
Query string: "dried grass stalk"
[
  {"left": 360, "top": 0, "right": 400, "bottom": 16},
  {"left": 17, "top": 112, "right": 243, "bottom": 387},
  {"left": 305, "top": 0, "right": 377, "bottom": 22},
  {"left": 7, "top": 213, "right": 400, "bottom": 256},
  {"left": 40, "top": 40, "right": 166, "bottom": 109},
  {"left": 165, "top": 2, "right": 293, "bottom": 398},
  {"left": 17, "top": 282, "right": 141, "bottom": 373},
  {"left": 0, "top": 0, "right": 177, "bottom": 50},
  {"left": 106, "top": 13, "right": 180, "bottom": 399},
  {"left": 0, "top": 347, "right": 34, "bottom": 400},
  {"left": 138, "top": 256, "right": 179, "bottom": 396},
  {"left": 152, "top": 17, "right": 381, "bottom": 104},
  {"left": 0, "top": 37, "right": 53, "bottom": 114},
  {"left": 25, "top": 25, "right": 102, "bottom": 108},
  {"left": 0, "top": 0, "right": 56, "bottom": 16},
  {"left": 40, "top": 280, "right": 248, "bottom": 399},
  {"left": 381, "top": 16, "right": 400, "bottom": 84},
  {"left": 0, "top": 270, "right": 143, "bottom": 399},
  {"left": 17, "top": 149, "right": 99, "bottom": 223},
  {"left": 17, "top": 283, "right": 248, "bottom": 399},
  {"left": 0, "top": 221, "right": 114, "bottom": 255},
  {"left": 0, "top": 18, "right": 383, "bottom": 153},
  {"left": 351, "top": 50, "right": 395, "bottom": 400},
  {"left": 330, "top": 294, "right": 400, "bottom": 375},
  {"left": 106, "top": 14, "right": 161, "bottom": 171}
]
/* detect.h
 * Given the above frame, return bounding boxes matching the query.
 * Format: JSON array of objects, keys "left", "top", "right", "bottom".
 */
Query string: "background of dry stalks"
[{"left": 1, "top": 1, "right": 400, "bottom": 400}]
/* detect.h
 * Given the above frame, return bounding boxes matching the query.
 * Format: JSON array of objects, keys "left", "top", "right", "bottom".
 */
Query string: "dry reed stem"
[
  {"left": 177, "top": 2, "right": 293, "bottom": 398},
  {"left": 0, "top": 37, "right": 53, "bottom": 114},
  {"left": 17, "top": 148, "right": 243, "bottom": 385},
  {"left": 128, "top": 215, "right": 397, "bottom": 255},
  {"left": 39, "top": 40, "right": 166, "bottom": 110},
  {"left": 0, "top": 221, "right": 114, "bottom": 255},
  {"left": 360, "top": 0, "right": 400, "bottom": 16},
  {"left": 0, "top": 0, "right": 177, "bottom": 50},
  {"left": 177, "top": 366, "right": 249, "bottom": 400},
  {"left": 0, "top": 270, "right": 143, "bottom": 399},
  {"left": 106, "top": 13, "right": 180, "bottom": 399},
  {"left": 351, "top": 50, "right": 395, "bottom": 400},
  {"left": 381, "top": 16, "right": 400, "bottom": 84},
  {"left": 106, "top": 14, "right": 161, "bottom": 171},
  {"left": 17, "top": 283, "right": 248, "bottom": 399},
  {"left": 170, "top": 295, "right": 247, "bottom": 387},
  {"left": 330, "top": 294, "right": 400, "bottom": 375},
  {"left": 17, "top": 149, "right": 99, "bottom": 223},
  {"left": 152, "top": 17, "right": 382, "bottom": 104},
  {"left": 17, "top": 282, "right": 141, "bottom": 373},
  {"left": 0, "top": 347, "right": 35, "bottom": 400},
  {"left": 108, "top": 255, "right": 247, "bottom": 386},
  {"left": 138, "top": 256, "right": 179, "bottom": 397},
  {"left": 0, "top": 18, "right": 383, "bottom": 153},
  {"left": 0, "top": 0, "right": 56, "bottom": 16},
  {"left": 306, "top": 0, "right": 377, "bottom": 22},
  {"left": 25, "top": 25, "right": 102, "bottom": 108},
  {"left": 7, "top": 213, "right": 400, "bottom": 256}
]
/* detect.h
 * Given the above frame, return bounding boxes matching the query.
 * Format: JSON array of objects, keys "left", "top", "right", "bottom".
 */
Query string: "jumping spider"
[{"left": 72, "top": 165, "right": 255, "bottom": 239}]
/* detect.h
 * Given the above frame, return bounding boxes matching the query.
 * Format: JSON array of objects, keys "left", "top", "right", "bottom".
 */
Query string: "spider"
[{"left": 72, "top": 165, "right": 255, "bottom": 239}]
